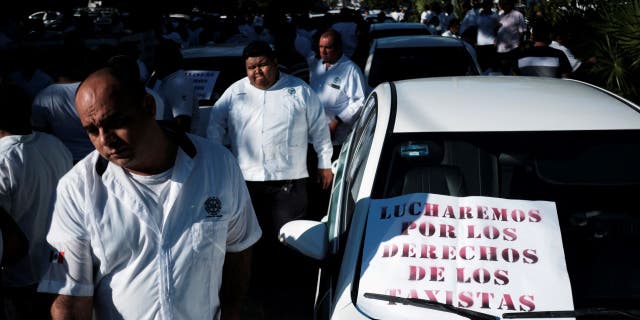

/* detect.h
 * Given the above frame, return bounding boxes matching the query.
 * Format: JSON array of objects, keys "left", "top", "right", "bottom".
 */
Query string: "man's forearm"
[
  {"left": 51, "top": 295, "right": 93, "bottom": 320},
  {"left": 220, "top": 248, "right": 252, "bottom": 320}
]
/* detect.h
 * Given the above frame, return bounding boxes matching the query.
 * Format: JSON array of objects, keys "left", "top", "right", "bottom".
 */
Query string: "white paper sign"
[
  {"left": 185, "top": 70, "right": 220, "bottom": 101},
  {"left": 357, "top": 193, "right": 574, "bottom": 319}
]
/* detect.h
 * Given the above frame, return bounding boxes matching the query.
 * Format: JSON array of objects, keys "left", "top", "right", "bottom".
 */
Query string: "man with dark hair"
[
  {"left": 37, "top": 66, "right": 261, "bottom": 320},
  {"left": 0, "top": 82, "right": 72, "bottom": 319},
  {"left": 207, "top": 40, "right": 333, "bottom": 319},
  {"left": 514, "top": 20, "right": 572, "bottom": 78}
]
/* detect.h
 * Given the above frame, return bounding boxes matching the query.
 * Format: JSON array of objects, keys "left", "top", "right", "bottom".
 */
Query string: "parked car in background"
[
  {"left": 368, "top": 22, "right": 431, "bottom": 40},
  {"left": 180, "top": 44, "right": 246, "bottom": 104},
  {"left": 280, "top": 76, "right": 640, "bottom": 319},
  {"left": 364, "top": 35, "right": 480, "bottom": 91},
  {"left": 165, "top": 44, "right": 246, "bottom": 133}
]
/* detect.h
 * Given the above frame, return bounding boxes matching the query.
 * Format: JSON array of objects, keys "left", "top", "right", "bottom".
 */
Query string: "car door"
[{"left": 315, "top": 94, "right": 379, "bottom": 319}]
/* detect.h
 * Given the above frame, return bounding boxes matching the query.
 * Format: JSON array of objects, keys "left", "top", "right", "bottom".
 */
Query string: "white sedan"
[{"left": 281, "top": 76, "right": 640, "bottom": 319}]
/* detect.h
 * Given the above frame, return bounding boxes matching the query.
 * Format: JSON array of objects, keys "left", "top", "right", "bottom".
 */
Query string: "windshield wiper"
[
  {"left": 503, "top": 308, "right": 640, "bottom": 319},
  {"left": 364, "top": 292, "right": 499, "bottom": 320}
]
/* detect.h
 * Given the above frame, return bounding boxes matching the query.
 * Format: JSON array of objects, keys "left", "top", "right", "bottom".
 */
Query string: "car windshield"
[
  {"left": 354, "top": 130, "right": 640, "bottom": 319},
  {"left": 368, "top": 46, "right": 477, "bottom": 88}
]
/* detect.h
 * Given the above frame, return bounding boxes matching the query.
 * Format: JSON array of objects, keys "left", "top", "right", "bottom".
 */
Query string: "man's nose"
[{"left": 98, "top": 128, "right": 116, "bottom": 146}]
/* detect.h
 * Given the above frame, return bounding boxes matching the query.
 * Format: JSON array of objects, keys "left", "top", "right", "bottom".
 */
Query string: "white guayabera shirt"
[
  {"left": 38, "top": 135, "right": 261, "bottom": 320},
  {"left": 208, "top": 73, "right": 333, "bottom": 181}
]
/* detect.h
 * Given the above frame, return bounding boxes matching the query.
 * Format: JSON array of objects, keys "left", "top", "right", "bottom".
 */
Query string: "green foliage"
[
  {"left": 590, "top": 0, "right": 640, "bottom": 103},
  {"left": 534, "top": 0, "right": 640, "bottom": 103}
]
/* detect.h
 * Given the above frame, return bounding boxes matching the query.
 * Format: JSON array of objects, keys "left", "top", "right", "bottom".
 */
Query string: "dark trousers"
[
  {"left": 497, "top": 48, "right": 521, "bottom": 75},
  {"left": 1, "top": 284, "right": 52, "bottom": 320},
  {"left": 245, "top": 179, "right": 315, "bottom": 319},
  {"left": 476, "top": 44, "right": 497, "bottom": 73}
]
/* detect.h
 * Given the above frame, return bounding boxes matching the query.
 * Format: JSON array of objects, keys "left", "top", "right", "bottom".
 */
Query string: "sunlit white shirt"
[
  {"left": 308, "top": 54, "right": 366, "bottom": 145},
  {"left": 207, "top": 73, "right": 333, "bottom": 181},
  {"left": 38, "top": 135, "right": 261, "bottom": 319}
]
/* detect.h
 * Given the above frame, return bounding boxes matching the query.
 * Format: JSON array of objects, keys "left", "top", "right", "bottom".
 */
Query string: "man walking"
[
  {"left": 38, "top": 65, "right": 261, "bottom": 320},
  {"left": 207, "top": 40, "right": 333, "bottom": 319}
]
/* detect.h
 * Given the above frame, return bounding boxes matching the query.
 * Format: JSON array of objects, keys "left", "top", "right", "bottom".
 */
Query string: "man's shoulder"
[
  {"left": 33, "top": 131, "right": 72, "bottom": 156},
  {"left": 221, "top": 77, "right": 250, "bottom": 94},
  {"left": 34, "top": 82, "right": 78, "bottom": 100},
  {"left": 280, "top": 73, "right": 313, "bottom": 90},
  {"left": 343, "top": 58, "right": 364, "bottom": 77},
  {"left": 57, "top": 151, "right": 99, "bottom": 189},
  {"left": 520, "top": 45, "right": 559, "bottom": 57},
  {"left": 189, "top": 134, "right": 234, "bottom": 162}
]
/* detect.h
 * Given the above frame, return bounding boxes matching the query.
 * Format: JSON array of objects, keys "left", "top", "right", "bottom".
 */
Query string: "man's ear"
[{"left": 143, "top": 93, "right": 156, "bottom": 117}]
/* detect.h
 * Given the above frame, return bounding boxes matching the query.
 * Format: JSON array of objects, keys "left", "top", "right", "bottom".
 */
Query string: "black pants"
[
  {"left": 476, "top": 44, "right": 498, "bottom": 73},
  {"left": 246, "top": 179, "right": 309, "bottom": 240},
  {"left": 1, "top": 284, "right": 52, "bottom": 320},
  {"left": 497, "top": 48, "right": 521, "bottom": 75},
  {"left": 245, "top": 179, "right": 315, "bottom": 320}
]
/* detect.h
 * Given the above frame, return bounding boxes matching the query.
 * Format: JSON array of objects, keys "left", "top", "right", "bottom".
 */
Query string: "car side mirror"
[{"left": 279, "top": 220, "right": 327, "bottom": 260}]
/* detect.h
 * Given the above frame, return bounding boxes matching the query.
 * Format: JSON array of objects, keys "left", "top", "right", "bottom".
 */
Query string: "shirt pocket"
[
  {"left": 191, "top": 219, "right": 226, "bottom": 262},
  {"left": 324, "top": 81, "right": 343, "bottom": 114}
]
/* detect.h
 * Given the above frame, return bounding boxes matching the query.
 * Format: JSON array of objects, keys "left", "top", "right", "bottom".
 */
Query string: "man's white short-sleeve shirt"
[
  {"left": 308, "top": 54, "right": 366, "bottom": 145},
  {"left": 0, "top": 132, "right": 72, "bottom": 286},
  {"left": 38, "top": 134, "right": 261, "bottom": 320}
]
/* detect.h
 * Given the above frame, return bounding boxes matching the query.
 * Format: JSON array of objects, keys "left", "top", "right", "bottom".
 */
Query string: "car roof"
[
  {"left": 181, "top": 44, "right": 245, "bottom": 59},
  {"left": 372, "top": 35, "right": 467, "bottom": 49},
  {"left": 382, "top": 76, "right": 640, "bottom": 133}
]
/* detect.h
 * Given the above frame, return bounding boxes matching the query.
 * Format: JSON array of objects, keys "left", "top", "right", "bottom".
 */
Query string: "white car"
[
  {"left": 281, "top": 76, "right": 640, "bottom": 319},
  {"left": 364, "top": 35, "right": 481, "bottom": 91}
]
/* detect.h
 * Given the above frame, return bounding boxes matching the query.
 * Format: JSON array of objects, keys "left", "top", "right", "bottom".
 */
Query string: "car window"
[
  {"left": 344, "top": 97, "right": 378, "bottom": 224},
  {"left": 326, "top": 141, "right": 349, "bottom": 251},
  {"left": 368, "top": 46, "right": 478, "bottom": 88}
]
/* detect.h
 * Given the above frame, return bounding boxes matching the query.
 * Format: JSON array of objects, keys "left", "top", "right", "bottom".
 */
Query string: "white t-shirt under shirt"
[{"left": 127, "top": 167, "right": 173, "bottom": 227}]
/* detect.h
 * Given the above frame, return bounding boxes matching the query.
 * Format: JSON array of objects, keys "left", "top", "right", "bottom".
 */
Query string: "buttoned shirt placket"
[{"left": 112, "top": 149, "right": 192, "bottom": 319}]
